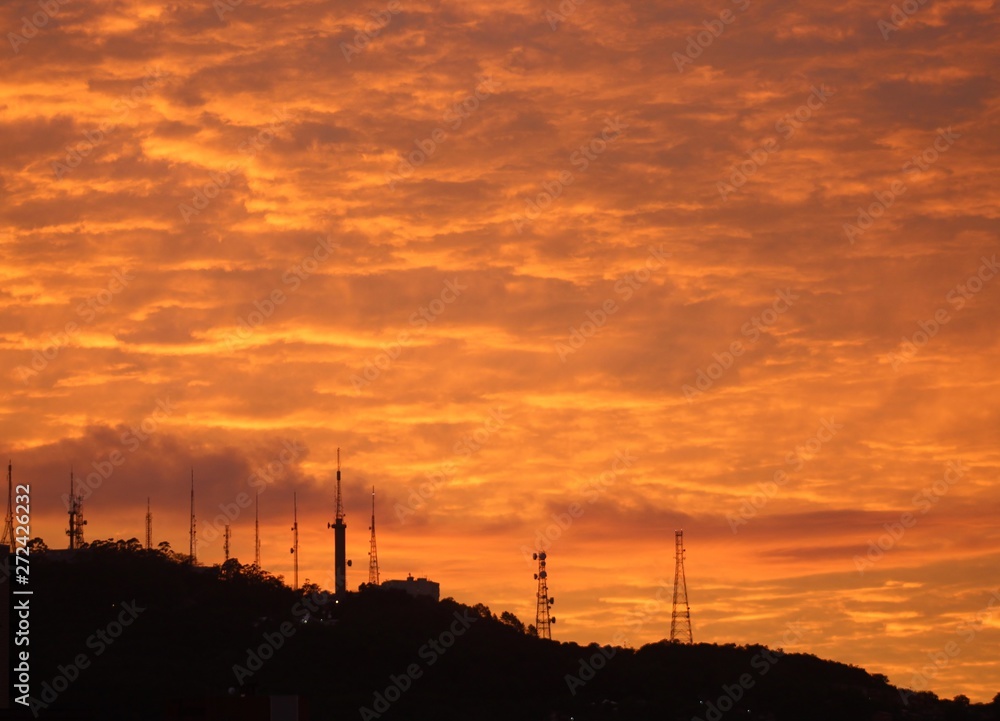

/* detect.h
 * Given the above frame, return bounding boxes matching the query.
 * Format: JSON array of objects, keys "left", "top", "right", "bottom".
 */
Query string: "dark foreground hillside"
[{"left": 5, "top": 540, "right": 998, "bottom": 721}]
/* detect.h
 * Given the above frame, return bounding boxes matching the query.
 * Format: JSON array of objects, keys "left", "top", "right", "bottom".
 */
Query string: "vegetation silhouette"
[{"left": 15, "top": 539, "right": 1000, "bottom": 720}]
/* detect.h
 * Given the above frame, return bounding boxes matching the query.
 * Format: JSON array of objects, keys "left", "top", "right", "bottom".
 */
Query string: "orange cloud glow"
[{"left": 2, "top": 0, "right": 999, "bottom": 702}]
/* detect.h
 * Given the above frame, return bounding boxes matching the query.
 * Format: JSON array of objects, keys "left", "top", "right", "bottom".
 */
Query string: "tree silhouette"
[
  {"left": 500, "top": 610, "right": 526, "bottom": 633},
  {"left": 19, "top": 537, "right": 992, "bottom": 721}
]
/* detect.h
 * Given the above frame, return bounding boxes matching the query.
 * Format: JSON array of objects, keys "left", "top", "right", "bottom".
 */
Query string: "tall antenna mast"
[
  {"left": 224, "top": 524, "right": 231, "bottom": 562},
  {"left": 327, "top": 448, "right": 347, "bottom": 597},
  {"left": 145, "top": 497, "right": 152, "bottom": 550},
  {"left": 290, "top": 492, "right": 299, "bottom": 590},
  {"left": 670, "top": 530, "right": 693, "bottom": 643},
  {"left": 368, "top": 486, "right": 380, "bottom": 586},
  {"left": 67, "top": 467, "right": 74, "bottom": 549},
  {"left": 67, "top": 468, "right": 76, "bottom": 550},
  {"left": 336, "top": 448, "right": 345, "bottom": 522},
  {"left": 532, "top": 551, "right": 556, "bottom": 639},
  {"left": 66, "top": 468, "right": 86, "bottom": 550},
  {"left": 1, "top": 460, "right": 14, "bottom": 546},
  {"left": 189, "top": 467, "right": 197, "bottom": 563},
  {"left": 254, "top": 491, "right": 261, "bottom": 567}
]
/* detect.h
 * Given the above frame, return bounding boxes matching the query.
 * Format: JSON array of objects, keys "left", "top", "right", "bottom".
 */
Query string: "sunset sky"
[{"left": 3, "top": 0, "right": 999, "bottom": 703}]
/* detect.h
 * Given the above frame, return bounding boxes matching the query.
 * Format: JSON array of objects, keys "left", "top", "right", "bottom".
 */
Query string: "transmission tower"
[
  {"left": 145, "top": 497, "right": 152, "bottom": 550},
  {"left": 670, "top": 530, "right": 693, "bottom": 643},
  {"left": 189, "top": 468, "right": 197, "bottom": 563},
  {"left": 1, "top": 460, "right": 14, "bottom": 547},
  {"left": 368, "top": 486, "right": 380, "bottom": 586},
  {"left": 533, "top": 551, "right": 556, "bottom": 639},
  {"left": 66, "top": 468, "right": 87, "bottom": 550},
  {"left": 224, "top": 524, "right": 231, "bottom": 562},
  {"left": 290, "top": 492, "right": 299, "bottom": 589},
  {"left": 327, "top": 448, "right": 347, "bottom": 597},
  {"left": 254, "top": 491, "right": 261, "bottom": 568}
]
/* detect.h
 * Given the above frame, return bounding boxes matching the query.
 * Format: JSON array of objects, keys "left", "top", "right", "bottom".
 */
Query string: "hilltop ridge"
[{"left": 10, "top": 539, "right": 998, "bottom": 721}]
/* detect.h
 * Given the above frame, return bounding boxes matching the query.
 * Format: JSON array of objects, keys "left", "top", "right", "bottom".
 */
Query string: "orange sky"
[{"left": 2, "top": 0, "right": 999, "bottom": 703}]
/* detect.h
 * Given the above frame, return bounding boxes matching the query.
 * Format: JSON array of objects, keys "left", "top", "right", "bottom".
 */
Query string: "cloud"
[{"left": 2, "top": 0, "right": 998, "bottom": 701}]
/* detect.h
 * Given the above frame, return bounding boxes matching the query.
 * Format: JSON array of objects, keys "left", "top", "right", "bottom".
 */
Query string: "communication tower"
[
  {"left": 189, "top": 468, "right": 197, "bottom": 563},
  {"left": 368, "top": 486, "right": 380, "bottom": 585},
  {"left": 290, "top": 492, "right": 299, "bottom": 590},
  {"left": 66, "top": 469, "right": 87, "bottom": 550},
  {"left": 254, "top": 491, "right": 261, "bottom": 568},
  {"left": 1, "top": 461, "right": 14, "bottom": 547},
  {"left": 533, "top": 551, "right": 556, "bottom": 639},
  {"left": 327, "top": 449, "right": 348, "bottom": 596},
  {"left": 670, "top": 530, "right": 693, "bottom": 643}
]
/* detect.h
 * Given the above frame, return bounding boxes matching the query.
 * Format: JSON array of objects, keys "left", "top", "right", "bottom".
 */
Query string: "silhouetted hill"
[{"left": 7, "top": 540, "right": 999, "bottom": 721}]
